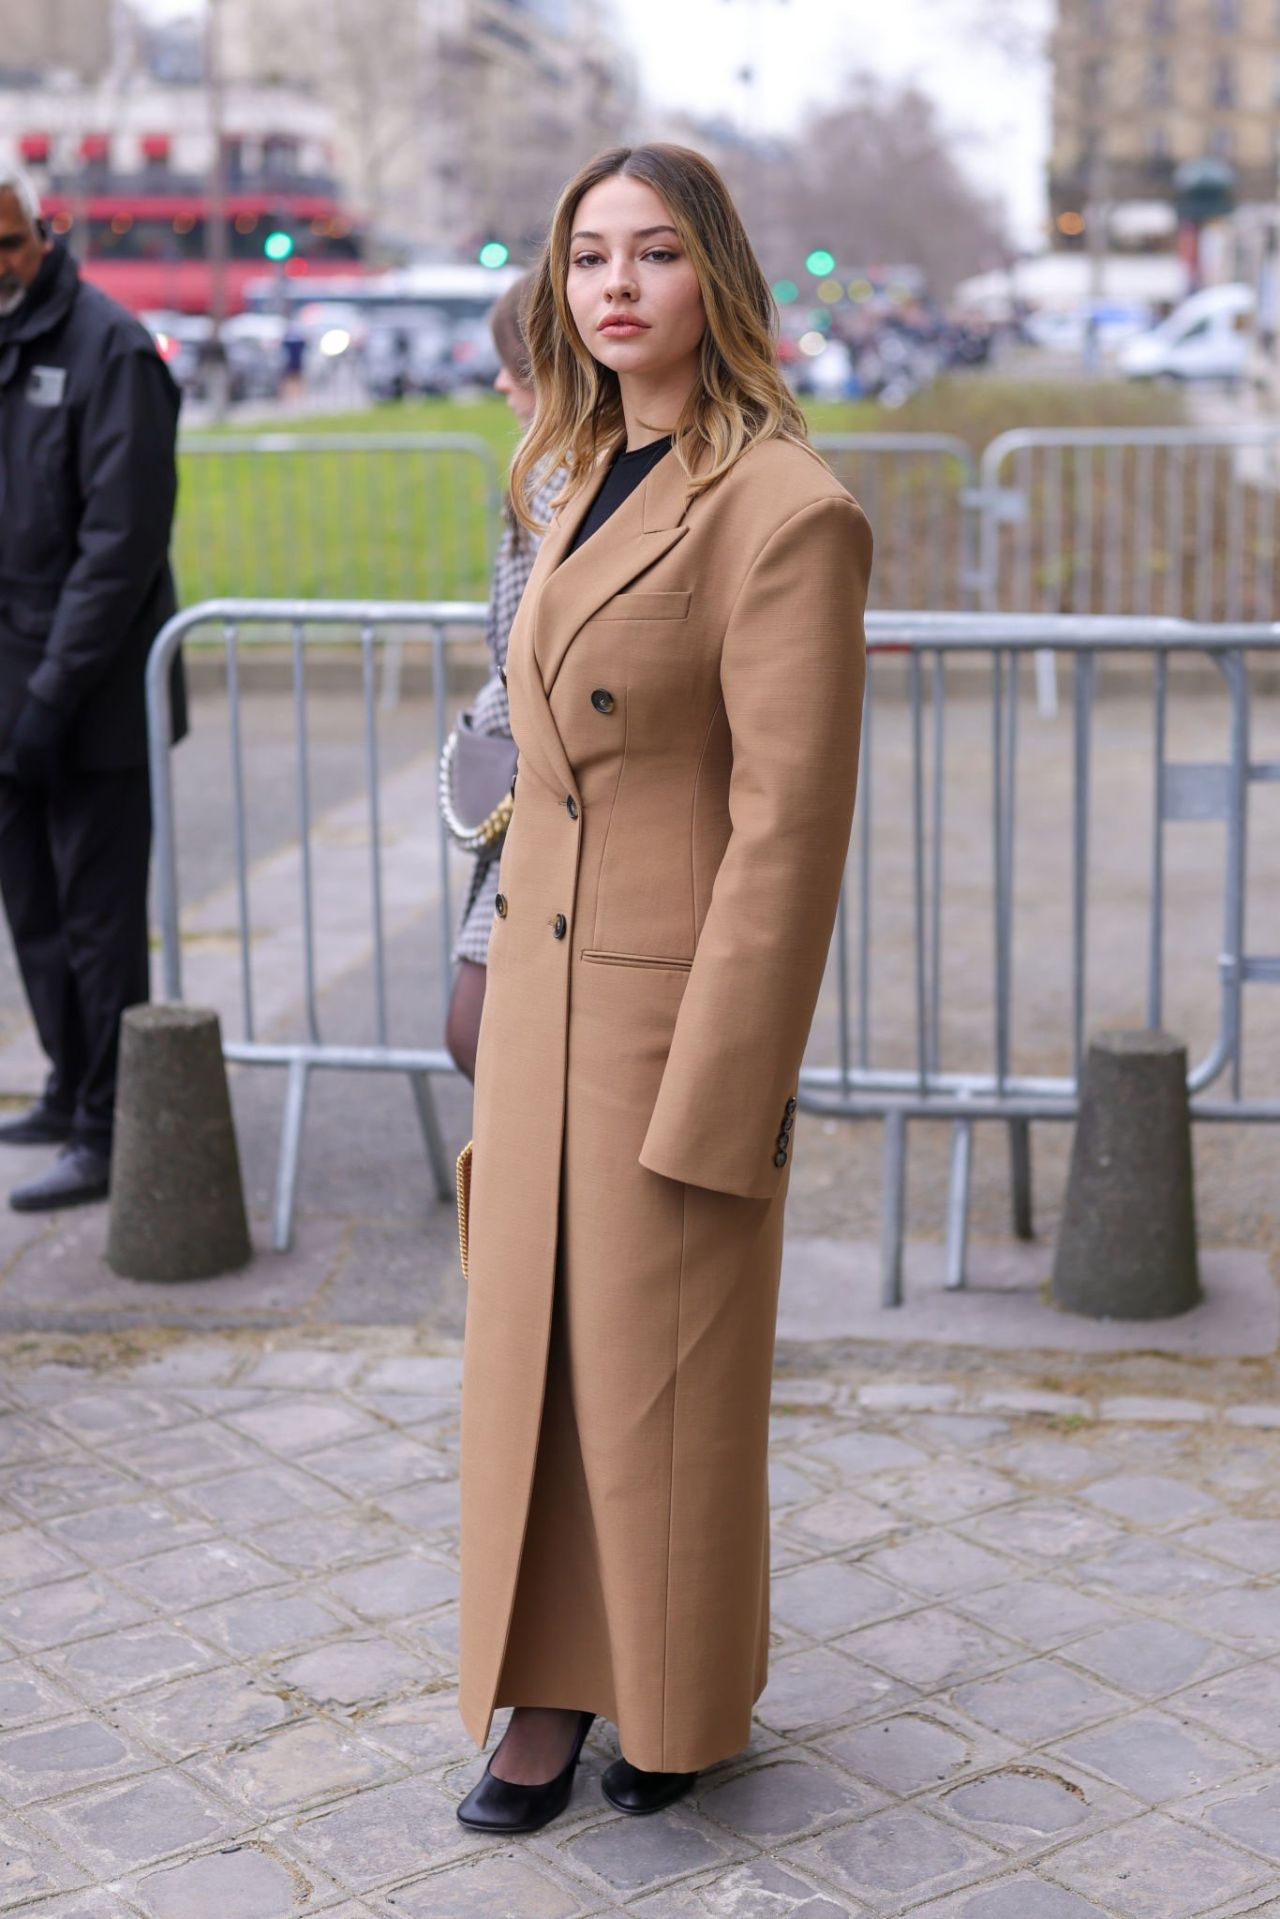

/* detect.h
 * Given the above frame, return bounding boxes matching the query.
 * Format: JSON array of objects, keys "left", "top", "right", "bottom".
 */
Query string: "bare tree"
[
  {"left": 770, "top": 70, "right": 1011, "bottom": 296},
  {"left": 929, "top": 0, "right": 1052, "bottom": 64}
]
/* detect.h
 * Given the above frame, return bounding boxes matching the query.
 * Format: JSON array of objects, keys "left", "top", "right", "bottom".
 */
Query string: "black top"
[{"left": 566, "top": 434, "right": 674, "bottom": 556}]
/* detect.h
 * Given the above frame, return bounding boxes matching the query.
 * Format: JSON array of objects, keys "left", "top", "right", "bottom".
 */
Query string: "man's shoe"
[
  {"left": 457, "top": 1710, "right": 595, "bottom": 1832},
  {"left": 0, "top": 1103, "right": 73, "bottom": 1146},
  {"left": 10, "top": 1144, "right": 110, "bottom": 1213},
  {"left": 601, "top": 1755, "right": 698, "bottom": 1814}
]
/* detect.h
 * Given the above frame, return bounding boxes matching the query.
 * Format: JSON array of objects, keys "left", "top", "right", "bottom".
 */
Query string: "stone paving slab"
[{"left": 3, "top": 1337, "right": 1280, "bottom": 1915}]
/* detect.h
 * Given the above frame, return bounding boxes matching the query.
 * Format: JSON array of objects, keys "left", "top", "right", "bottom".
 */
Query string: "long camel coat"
[{"left": 458, "top": 431, "right": 873, "bottom": 1773}]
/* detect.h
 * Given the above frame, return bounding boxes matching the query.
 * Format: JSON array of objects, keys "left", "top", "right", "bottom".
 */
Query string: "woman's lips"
[{"left": 599, "top": 317, "right": 649, "bottom": 334}]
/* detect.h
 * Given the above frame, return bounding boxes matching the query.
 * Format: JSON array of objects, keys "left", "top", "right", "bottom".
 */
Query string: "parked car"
[
  {"left": 141, "top": 311, "right": 282, "bottom": 403},
  {"left": 362, "top": 309, "right": 452, "bottom": 399},
  {"left": 1023, "top": 304, "right": 1151, "bottom": 357},
  {"left": 1116, "top": 282, "right": 1255, "bottom": 384}
]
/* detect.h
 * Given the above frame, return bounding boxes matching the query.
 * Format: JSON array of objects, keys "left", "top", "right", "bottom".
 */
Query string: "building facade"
[
  {"left": 0, "top": 5, "right": 356, "bottom": 313},
  {"left": 1049, "top": 0, "right": 1280, "bottom": 244},
  {"left": 221, "top": 0, "right": 638, "bottom": 256}
]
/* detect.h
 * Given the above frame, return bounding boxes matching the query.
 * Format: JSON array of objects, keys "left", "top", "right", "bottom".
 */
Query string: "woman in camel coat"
[{"left": 455, "top": 142, "right": 874, "bottom": 1832}]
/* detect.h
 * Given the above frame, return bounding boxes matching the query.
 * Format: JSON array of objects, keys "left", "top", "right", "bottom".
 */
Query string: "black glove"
[{"left": 9, "top": 694, "right": 68, "bottom": 787}]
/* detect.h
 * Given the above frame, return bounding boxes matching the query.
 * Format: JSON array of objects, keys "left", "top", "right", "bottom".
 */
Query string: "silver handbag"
[{"left": 438, "top": 712, "right": 518, "bottom": 853}]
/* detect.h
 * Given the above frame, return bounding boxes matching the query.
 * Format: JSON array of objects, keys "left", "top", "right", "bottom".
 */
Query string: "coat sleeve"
[
  {"left": 637, "top": 491, "right": 872, "bottom": 1199},
  {"left": 27, "top": 344, "right": 178, "bottom": 717}
]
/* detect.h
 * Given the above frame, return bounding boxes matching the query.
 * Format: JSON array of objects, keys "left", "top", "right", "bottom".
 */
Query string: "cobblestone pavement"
[{"left": 4, "top": 1335, "right": 1280, "bottom": 1918}]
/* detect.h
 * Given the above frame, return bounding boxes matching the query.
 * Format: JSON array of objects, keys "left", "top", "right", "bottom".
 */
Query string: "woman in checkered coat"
[{"left": 445, "top": 276, "right": 566, "bottom": 1079}]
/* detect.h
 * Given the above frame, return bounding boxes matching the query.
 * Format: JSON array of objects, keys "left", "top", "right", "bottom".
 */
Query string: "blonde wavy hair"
[{"left": 509, "top": 143, "right": 810, "bottom": 532}]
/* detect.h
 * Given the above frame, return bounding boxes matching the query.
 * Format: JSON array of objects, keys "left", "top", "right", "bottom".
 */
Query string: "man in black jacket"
[{"left": 0, "top": 169, "right": 186, "bottom": 1210}]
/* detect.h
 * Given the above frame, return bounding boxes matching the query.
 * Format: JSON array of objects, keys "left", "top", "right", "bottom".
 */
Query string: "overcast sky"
[{"left": 614, "top": 0, "right": 1052, "bottom": 251}]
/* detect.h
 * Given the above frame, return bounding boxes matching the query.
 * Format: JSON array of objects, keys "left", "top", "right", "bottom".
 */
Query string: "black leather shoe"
[
  {"left": 0, "top": 1103, "right": 73, "bottom": 1146},
  {"left": 601, "top": 1755, "right": 698, "bottom": 1814},
  {"left": 10, "top": 1144, "right": 110, "bottom": 1213},
  {"left": 457, "top": 1710, "right": 595, "bottom": 1832}
]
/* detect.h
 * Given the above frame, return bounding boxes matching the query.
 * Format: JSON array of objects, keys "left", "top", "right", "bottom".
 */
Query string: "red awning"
[
  {"left": 141, "top": 134, "right": 170, "bottom": 160},
  {"left": 80, "top": 133, "right": 110, "bottom": 161},
  {"left": 19, "top": 133, "right": 50, "bottom": 162}
]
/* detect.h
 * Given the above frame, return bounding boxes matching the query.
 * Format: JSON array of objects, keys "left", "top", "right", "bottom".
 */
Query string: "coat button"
[
  {"left": 785, "top": 1097, "right": 797, "bottom": 1115},
  {"left": 499, "top": 667, "right": 507, "bottom": 687},
  {"left": 553, "top": 913, "right": 567, "bottom": 938},
  {"left": 566, "top": 795, "right": 578, "bottom": 818},
  {"left": 776, "top": 1133, "right": 790, "bottom": 1151},
  {"left": 495, "top": 893, "right": 507, "bottom": 917},
  {"left": 773, "top": 1150, "right": 788, "bottom": 1167},
  {"left": 591, "top": 689, "right": 615, "bottom": 714}
]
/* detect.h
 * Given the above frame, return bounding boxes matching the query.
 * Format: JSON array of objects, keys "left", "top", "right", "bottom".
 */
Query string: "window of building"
[
  {"left": 1209, "top": 124, "right": 1235, "bottom": 158},
  {"left": 1146, "top": 123, "right": 1170, "bottom": 159},
  {"left": 1149, "top": 0, "right": 1174, "bottom": 28},
  {"left": 1085, "top": 0, "right": 1107, "bottom": 33},
  {"left": 1213, "top": 0, "right": 1238, "bottom": 28},
  {"left": 1148, "top": 55, "right": 1171, "bottom": 106},
  {"left": 1212, "top": 56, "right": 1235, "bottom": 107}
]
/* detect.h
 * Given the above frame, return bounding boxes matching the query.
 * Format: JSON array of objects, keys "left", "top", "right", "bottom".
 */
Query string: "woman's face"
[
  {"left": 565, "top": 174, "right": 705, "bottom": 384},
  {"left": 493, "top": 357, "right": 535, "bottom": 427}
]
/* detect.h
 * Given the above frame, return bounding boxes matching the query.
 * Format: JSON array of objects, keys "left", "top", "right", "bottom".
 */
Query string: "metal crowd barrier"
[
  {"left": 174, "top": 434, "right": 502, "bottom": 606},
  {"left": 146, "top": 597, "right": 490, "bottom": 1251},
  {"left": 172, "top": 424, "right": 1280, "bottom": 625},
  {"left": 973, "top": 425, "right": 1280, "bottom": 718},
  {"left": 146, "top": 600, "right": 1280, "bottom": 1288},
  {"left": 803, "top": 611, "right": 1280, "bottom": 1306},
  {"left": 812, "top": 433, "right": 979, "bottom": 611},
  {"left": 976, "top": 425, "right": 1280, "bottom": 620}
]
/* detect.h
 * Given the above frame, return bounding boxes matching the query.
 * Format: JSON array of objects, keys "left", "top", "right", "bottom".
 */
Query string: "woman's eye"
[
  {"left": 572, "top": 253, "right": 602, "bottom": 268},
  {"left": 644, "top": 250, "right": 677, "bottom": 263}
]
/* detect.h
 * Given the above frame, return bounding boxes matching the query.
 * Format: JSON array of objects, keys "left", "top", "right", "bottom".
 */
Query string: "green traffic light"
[
  {"left": 772, "top": 278, "right": 799, "bottom": 304},
  {"left": 264, "top": 230, "right": 294, "bottom": 262},
  {"left": 478, "top": 240, "right": 510, "bottom": 269},
  {"left": 805, "top": 248, "right": 836, "bottom": 277}
]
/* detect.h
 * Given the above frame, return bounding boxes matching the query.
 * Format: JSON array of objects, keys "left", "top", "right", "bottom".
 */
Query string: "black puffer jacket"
[{"left": 0, "top": 243, "right": 186, "bottom": 771}]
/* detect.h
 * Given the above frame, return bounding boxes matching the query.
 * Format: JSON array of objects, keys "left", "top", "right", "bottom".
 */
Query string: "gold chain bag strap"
[
  {"left": 456, "top": 1138, "right": 473, "bottom": 1281},
  {"left": 438, "top": 713, "right": 518, "bottom": 854}
]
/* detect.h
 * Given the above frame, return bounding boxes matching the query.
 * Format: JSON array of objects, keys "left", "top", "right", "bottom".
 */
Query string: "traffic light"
[
  {"left": 264, "top": 230, "right": 294, "bottom": 262},
  {"left": 805, "top": 248, "right": 836, "bottom": 277},
  {"left": 478, "top": 240, "right": 509, "bottom": 269}
]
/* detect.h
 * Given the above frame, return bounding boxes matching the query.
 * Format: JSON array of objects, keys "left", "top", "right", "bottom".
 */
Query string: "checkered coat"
[{"left": 451, "top": 460, "right": 567, "bottom": 966}]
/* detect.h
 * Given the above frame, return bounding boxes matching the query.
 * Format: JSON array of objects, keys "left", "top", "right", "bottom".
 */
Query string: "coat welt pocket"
[
  {"left": 579, "top": 948, "right": 694, "bottom": 971},
  {"left": 594, "top": 590, "right": 691, "bottom": 622}
]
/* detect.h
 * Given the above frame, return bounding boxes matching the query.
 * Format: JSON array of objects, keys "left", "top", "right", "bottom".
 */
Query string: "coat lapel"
[
  {"left": 533, "top": 447, "right": 692, "bottom": 695},
  {"left": 508, "top": 446, "right": 694, "bottom": 802}
]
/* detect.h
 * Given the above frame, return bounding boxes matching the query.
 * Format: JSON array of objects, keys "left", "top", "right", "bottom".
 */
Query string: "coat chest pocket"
[{"left": 594, "top": 590, "right": 691, "bottom": 622}]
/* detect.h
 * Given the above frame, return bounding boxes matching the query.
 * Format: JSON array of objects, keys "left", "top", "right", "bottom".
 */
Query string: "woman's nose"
[{"left": 604, "top": 258, "right": 639, "bottom": 300}]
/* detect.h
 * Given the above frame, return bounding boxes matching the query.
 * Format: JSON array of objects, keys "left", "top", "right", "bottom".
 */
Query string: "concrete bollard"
[
  {"left": 106, "top": 1005, "right": 252, "bottom": 1282},
  {"left": 1052, "top": 1030, "right": 1200, "bottom": 1320}
]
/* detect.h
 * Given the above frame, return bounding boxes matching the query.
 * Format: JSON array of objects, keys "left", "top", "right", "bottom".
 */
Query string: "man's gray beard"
[{"left": 0, "top": 282, "right": 26, "bottom": 317}]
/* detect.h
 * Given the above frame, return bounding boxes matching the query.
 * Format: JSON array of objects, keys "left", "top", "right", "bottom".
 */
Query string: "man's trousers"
[{"left": 0, "top": 767, "right": 151, "bottom": 1155}]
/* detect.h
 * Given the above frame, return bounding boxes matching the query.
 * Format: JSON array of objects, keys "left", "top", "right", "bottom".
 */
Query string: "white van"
[{"left": 1117, "top": 282, "right": 1255, "bottom": 383}]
